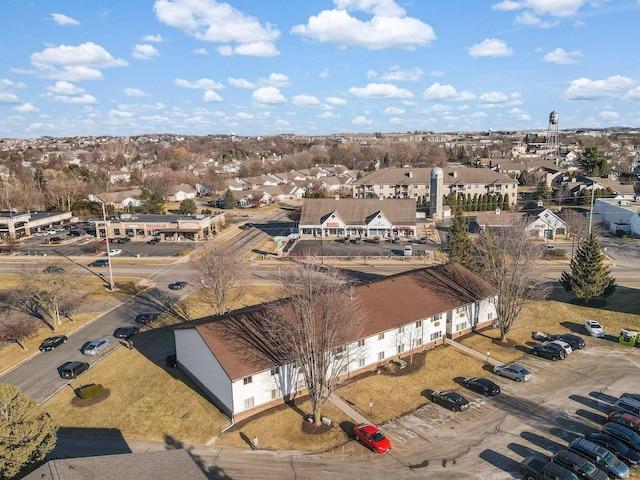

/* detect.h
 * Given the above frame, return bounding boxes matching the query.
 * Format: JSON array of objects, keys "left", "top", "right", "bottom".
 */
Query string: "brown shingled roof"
[
  {"left": 299, "top": 198, "right": 416, "bottom": 226},
  {"left": 182, "top": 263, "right": 495, "bottom": 381}
]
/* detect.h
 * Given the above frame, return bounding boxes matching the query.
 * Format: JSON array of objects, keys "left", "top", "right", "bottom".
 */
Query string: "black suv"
[
  {"left": 550, "top": 333, "right": 586, "bottom": 350},
  {"left": 147, "top": 237, "right": 160, "bottom": 245},
  {"left": 532, "top": 342, "right": 566, "bottom": 361},
  {"left": 552, "top": 450, "right": 607, "bottom": 480}
]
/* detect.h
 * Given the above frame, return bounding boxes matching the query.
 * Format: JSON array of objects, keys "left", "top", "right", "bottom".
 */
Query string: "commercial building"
[{"left": 0, "top": 211, "right": 73, "bottom": 239}]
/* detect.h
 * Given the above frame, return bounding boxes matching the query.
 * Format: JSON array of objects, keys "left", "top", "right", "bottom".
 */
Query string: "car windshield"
[
  {"left": 591, "top": 322, "right": 602, "bottom": 328},
  {"left": 579, "top": 462, "right": 598, "bottom": 475},
  {"left": 601, "top": 450, "right": 618, "bottom": 466},
  {"left": 42, "top": 338, "right": 55, "bottom": 346},
  {"left": 371, "top": 432, "right": 385, "bottom": 442}
]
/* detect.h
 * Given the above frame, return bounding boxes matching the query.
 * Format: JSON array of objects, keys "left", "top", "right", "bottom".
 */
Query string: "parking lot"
[{"left": 327, "top": 338, "right": 640, "bottom": 478}]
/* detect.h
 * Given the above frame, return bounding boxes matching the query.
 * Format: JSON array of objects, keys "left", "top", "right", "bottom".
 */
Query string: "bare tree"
[
  {"left": 193, "top": 245, "right": 248, "bottom": 315},
  {"left": 261, "top": 261, "right": 365, "bottom": 423},
  {"left": 472, "top": 219, "right": 552, "bottom": 342},
  {"left": 563, "top": 210, "right": 593, "bottom": 241},
  {"left": 0, "top": 319, "right": 39, "bottom": 350}
]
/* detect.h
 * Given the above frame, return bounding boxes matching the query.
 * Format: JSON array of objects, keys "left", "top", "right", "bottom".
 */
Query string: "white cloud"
[
  {"left": 292, "top": 95, "right": 320, "bottom": 106},
  {"left": 468, "top": 38, "right": 513, "bottom": 58},
  {"left": 43, "top": 80, "right": 97, "bottom": 104},
  {"left": 193, "top": 47, "right": 208, "bottom": 55},
  {"left": 319, "top": 111, "right": 339, "bottom": 118},
  {"left": 319, "top": 69, "right": 330, "bottom": 78},
  {"left": 236, "top": 112, "right": 254, "bottom": 120},
  {"left": 509, "top": 107, "right": 531, "bottom": 121},
  {"left": 430, "top": 70, "right": 445, "bottom": 77},
  {"left": 543, "top": 48, "right": 583, "bottom": 64},
  {"left": 0, "top": 93, "right": 19, "bottom": 104},
  {"left": 380, "top": 66, "right": 423, "bottom": 82},
  {"left": 384, "top": 106, "right": 405, "bottom": 115},
  {"left": 14, "top": 103, "right": 38, "bottom": 112},
  {"left": 0, "top": 79, "right": 26, "bottom": 89},
  {"left": 325, "top": 97, "right": 347, "bottom": 105},
  {"left": 203, "top": 90, "right": 223, "bottom": 102},
  {"left": 252, "top": 86, "right": 287, "bottom": 104},
  {"left": 109, "top": 110, "right": 135, "bottom": 119},
  {"left": 491, "top": 1, "right": 521, "bottom": 11},
  {"left": 334, "top": 0, "right": 407, "bottom": 17},
  {"left": 522, "top": 0, "right": 588, "bottom": 17},
  {"left": 46, "top": 93, "right": 97, "bottom": 104},
  {"left": 46, "top": 81, "right": 83, "bottom": 95},
  {"left": 291, "top": 7, "right": 436, "bottom": 50},
  {"left": 423, "top": 82, "right": 476, "bottom": 101},
  {"left": 174, "top": 78, "right": 224, "bottom": 89},
  {"left": 599, "top": 110, "right": 619, "bottom": 120},
  {"left": 154, "top": 0, "right": 280, "bottom": 57},
  {"left": 228, "top": 77, "right": 255, "bottom": 89},
  {"left": 132, "top": 44, "right": 159, "bottom": 60},
  {"left": 565, "top": 76, "right": 636, "bottom": 101},
  {"left": 30, "top": 42, "right": 127, "bottom": 81},
  {"left": 51, "top": 13, "right": 79, "bottom": 26},
  {"left": 143, "top": 34, "right": 163, "bottom": 42},
  {"left": 123, "top": 88, "right": 147, "bottom": 97},
  {"left": 352, "top": 115, "right": 373, "bottom": 125},
  {"left": 621, "top": 86, "right": 640, "bottom": 101},
  {"left": 348, "top": 83, "right": 413, "bottom": 98},
  {"left": 260, "top": 73, "right": 291, "bottom": 87},
  {"left": 477, "top": 91, "right": 523, "bottom": 107}
]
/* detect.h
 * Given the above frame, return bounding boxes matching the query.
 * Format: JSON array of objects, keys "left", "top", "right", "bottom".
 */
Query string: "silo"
[{"left": 430, "top": 167, "right": 444, "bottom": 218}]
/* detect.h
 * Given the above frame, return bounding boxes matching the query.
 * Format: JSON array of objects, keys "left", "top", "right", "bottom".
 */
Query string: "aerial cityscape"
[{"left": 1, "top": 1, "right": 640, "bottom": 480}]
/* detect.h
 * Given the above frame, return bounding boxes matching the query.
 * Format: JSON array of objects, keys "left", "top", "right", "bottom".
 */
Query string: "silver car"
[
  {"left": 494, "top": 363, "right": 532, "bottom": 382},
  {"left": 83, "top": 338, "right": 111, "bottom": 356}
]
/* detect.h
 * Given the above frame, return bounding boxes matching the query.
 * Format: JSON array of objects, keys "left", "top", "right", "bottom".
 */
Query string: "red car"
[
  {"left": 353, "top": 423, "right": 391, "bottom": 454},
  {"left": 607, "top": 411, "right": 640, "bottom": 434}
]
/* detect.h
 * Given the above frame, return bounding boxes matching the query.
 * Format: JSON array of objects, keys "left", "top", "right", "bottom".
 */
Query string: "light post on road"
[{"left": 94, "top": 195, "right": 115, "bottom": 291}]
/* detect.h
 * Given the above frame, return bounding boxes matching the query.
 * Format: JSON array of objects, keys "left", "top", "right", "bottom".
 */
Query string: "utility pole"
[
  {"left": 588, "top": 186, "right": 596, "bottom": 236},
  {"left": 95, "top": 195, "right": 115, "bottom": 291}
]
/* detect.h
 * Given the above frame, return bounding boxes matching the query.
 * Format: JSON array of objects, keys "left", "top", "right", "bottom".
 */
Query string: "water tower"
[
  {"left": 429, "top": 167, "right": 444, "bottom": 218},
  {"left": 547, "top": 111, "right": 559, "bottom": 164}
]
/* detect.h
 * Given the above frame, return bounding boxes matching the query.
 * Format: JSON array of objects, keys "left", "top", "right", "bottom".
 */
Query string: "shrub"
[
  {"left": 77, "top": 383, "right": 104, "bottom": 400},
  {"left": 616, "top": 230, "right": 628, "bottom": 238}
]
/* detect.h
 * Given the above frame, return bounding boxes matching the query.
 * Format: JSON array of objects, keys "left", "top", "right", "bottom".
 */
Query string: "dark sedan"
[
  {"left": 39, "top": 335, "right": 67, "bottom": 351},
  {"left": 134, "top": 312, "right": 160, "bottom": 325},
  {"left": 113, "top": 326, "right": 140, "bottom": 339},
  {"left": 532, "top": 342, "right": 566, "bottom": 361},
  {"left": 586, "top": 433, "right": 640, "bottom": 468},
  {"left": 550, "top": 333, "right": 586, "bottom": 350},
  {"left": 431, "top": 390, "right": 470, "bottom": 412},
  {"left": 168, "top": 281, "right": 189, "bottom": 290},
  {"left": 463, "top": 377, "right": 501, "bottom": 396}
]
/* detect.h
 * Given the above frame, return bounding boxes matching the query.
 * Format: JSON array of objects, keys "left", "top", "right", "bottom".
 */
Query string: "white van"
[{"left": 403, "top": 245, "right": 412, "bottom": 257}]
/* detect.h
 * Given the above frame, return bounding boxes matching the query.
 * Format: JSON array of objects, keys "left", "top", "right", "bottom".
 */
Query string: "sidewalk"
[
  {"left": 443, "top": 337, "right": 502, "bottom": 366},
  {"left": 327, "top": 393, "right": 370, "bottom": 425}
]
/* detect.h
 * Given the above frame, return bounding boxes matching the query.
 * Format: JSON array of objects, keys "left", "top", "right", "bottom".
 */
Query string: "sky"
[{"left": 1, "top": 0, "right": 640, "bottom": 139}]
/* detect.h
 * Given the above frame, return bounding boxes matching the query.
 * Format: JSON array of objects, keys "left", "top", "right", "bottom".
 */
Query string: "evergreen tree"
[
  {"left": 138, "top": 188, "right": 165, "bottom": 214},
  {"left": 178, "top": 198, "right": 197, "bottom": 214},
  {"left": 442, "top": 209, "right": 473, "bottom": 268},
  {"left": 560, "top": 233, "right": 616, "bottom": 304},
  {"left": 0, "top": 384, "right": 57, "bottom": 479},
  {"left": 502, "top": 193, "right": 510, "bottom": 211},
  {"left": 221, "top": 189, "right": 236, "bottom": 209},
  {"left": 533, "top": 180, "right": 551, "bottom": 200},
  {"left": 472, "top": 194, "right": 479, "bottom": 212}
]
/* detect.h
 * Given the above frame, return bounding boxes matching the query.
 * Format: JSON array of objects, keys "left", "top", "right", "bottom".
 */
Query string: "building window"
[
  {"left": 414, "top": 338, "right": 422, "bottom": 346},
  {"left": 398, "top": 326, "right": 404, "bottom": 334},
  {"left": 415, "top": 320, "right": 422, "bottom": 328},
  {"left": 358, "top": 358, "right": 365, "bottom": 367},
  {"left": 270, "top": 367, "right": 279, "bottom": 376},
  {"left": 455, "top": 306, "right": 465, "bottom": 314},
  {"left": 271, "top": 389, "right": 281, "bottom": 400},
  {"left": 430, "top": 331, "right": 442, "bottom": 341},
  {"left": 295, "top": 380, "right": 305, "bottom": 392},
  {"left": 243, "top": 376, "right": 252, "bottom": 385},
  {"left": 378, "top": 332, "right": 385, "bottom": 340},
  {"left": 397, "top": 344, "right": 405, "bottom": 354},
  {"left": 357, "top": 339, "right": 365, "bottom": 347},
  {"left": 456, "top": 322, "right": 468, "bottom": 332},
  {"left": 378, "top": 351, "right": 385, "bottom": 361},
  {"left": 244, "top": 397, "right": 255, "bottom": 409},
  {"left": 431, "top": 313, "right": 442, "bottom": 322}
]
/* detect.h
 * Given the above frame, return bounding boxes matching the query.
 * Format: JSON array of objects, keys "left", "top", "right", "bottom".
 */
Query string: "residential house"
[
  {"left": 298, "top": 198, "right": 417, "bottom": 239},
  {"left": 470, "top": 207, "right": 568, "bottom": 239},
  {"left": 167, "top": 183, "right": 197, "bottom": 202},
  {"left": 88, "top": 189, "right": 142, "bottom": 209},
  {"left": 174, "top": 263, "right": 497, "bottom": 422}
]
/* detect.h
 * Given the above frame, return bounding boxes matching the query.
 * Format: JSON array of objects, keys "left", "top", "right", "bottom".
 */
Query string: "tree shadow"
[
  {"left": 339, "top": 421, "right": 356, "bottom": 438},
  {"left": 520, "top": 431, "right": 565, "bottom": 454},
  {"left": 568, "top": 394, "right": 613, "bottom": 414},
  {"left": 163, "top": 434, "right": 234, "bottom": 479},
  {"left": 135, "top": 287, "right": 192, "bottom": 323},
  {"left": 238, "top": 431, "right": 257, "bottom": 450},
  {"left": 553, "top": 285, "right": 640, "bottom": 317},
  {"left": 478, "top": 449, "right": 521, "bottom": 476}
]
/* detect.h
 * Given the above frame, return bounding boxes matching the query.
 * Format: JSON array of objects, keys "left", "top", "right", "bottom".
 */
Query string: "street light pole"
[{"left": 96, "top": 196, "right": 115, "bottom": 291}]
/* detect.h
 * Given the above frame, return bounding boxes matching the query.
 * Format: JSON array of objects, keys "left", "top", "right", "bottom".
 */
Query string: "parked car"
[
  {"left": 352, "top": 423, "right": 391, "bottom": 454},
  {"left": 607, "top": 412, "right": 640, "bottom": 434},
  {"left": 550, "top": 333, "right": 586, "bottom": 350},
  {"left": 532, "top": 342, "right": 566, "bottom": 361},
  {"left": 602, "top": 423, "right": 640, "bottom": 454},
  {"left": 614, "top": 398, "right": 640, "bottom": 418},
  {"left": 585, "top": 320, "right": 606, "bottom": 338},
  {"left": 494, "top": 363, "right": 532, "bottom": 382},
  {"left": 134, "top": 312, "right": 160, "bottom": 325},
  {"left": 39, "top": 335, "right": 67, "bottom": 351},
  {"left": 519, "top": 455, "right": 580, "bottom": 480},
  {"left": 108, "top": 248, "right": 122, "bottom": 256},
  {"left": 147, "top": 237, "right": 160, "bottom": 245},
  {"left": 546, "top": 339, "right": 573, "bottom": 355},
  {"left": 403, "top": 245, "right": 412, "bottom": 256},
  {"left": 551, "top": 450, "right": 608, "bottom": 480},
  {"left": 48, "top": 236, "right": 64, "bottom": 243},
  {"left": 431, "top": 390, "right": 470, "bottom": 411},
  {"left": 59, "top": 361, "right": 90, "bottom": 379},
  {"left": 586, "top": 433, "right": 640, "bottom": 468},
  {"left": 83, "top": 338, "right": 111, "bottom": 356},
  {"left": 621, "top": 393, "right": 640, "bottom": 403},
  {"left": 463, "top": 377, "right": 501, "bottom": 396},
  {"left": 239, "top": 223, "right": 253, "bottom": 230},
  {"left": 113, "top": 326, "right": 140, "bottom": 339},
  {"left": 43, "top": 265, "right": 64, "bottom": 274},
  {"left": 168, "top": 281, "right": 189, "bottom": 290},
  {"left": 568, "top": 438, "right": 629, "bottom": 479}
]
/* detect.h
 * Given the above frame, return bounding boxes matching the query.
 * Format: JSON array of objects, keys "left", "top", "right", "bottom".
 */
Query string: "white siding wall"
[
  {"left": 175, "top": 329, "right": 233, "bottom": 413},
  {"left": 232, "top": 364, "right": 303, "bottom": 415}
]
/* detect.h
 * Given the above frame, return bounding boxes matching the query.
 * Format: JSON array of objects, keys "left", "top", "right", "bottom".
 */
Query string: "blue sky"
[{"left": 1, "top": 0, "right": 640, "bottom": 139}]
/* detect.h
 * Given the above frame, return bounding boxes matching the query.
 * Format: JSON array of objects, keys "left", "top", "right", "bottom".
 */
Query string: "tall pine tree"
[
  {"left": 560, "top": 233, "right": 616, "bottom": 304},
  {"left": 442, "top": 209, "right": 474, "bottom": 269}
]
